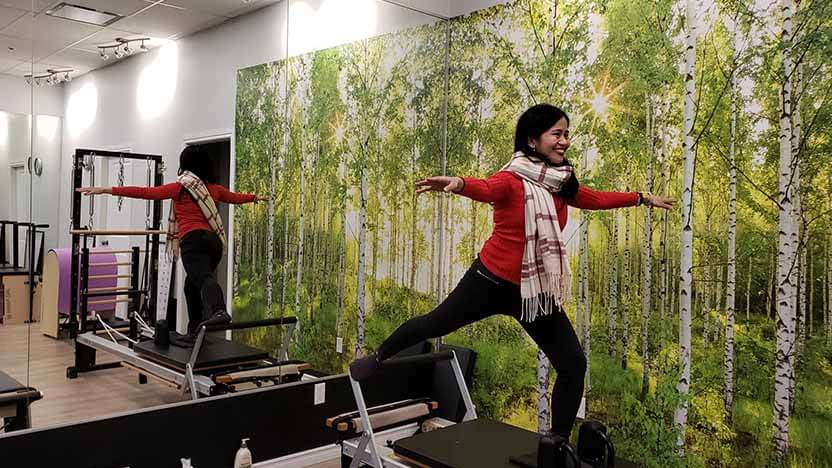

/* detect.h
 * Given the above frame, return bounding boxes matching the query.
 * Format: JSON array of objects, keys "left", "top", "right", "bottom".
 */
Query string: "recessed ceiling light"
[{"left": 45, "top": 3, "right": 122, "bottom": 27}]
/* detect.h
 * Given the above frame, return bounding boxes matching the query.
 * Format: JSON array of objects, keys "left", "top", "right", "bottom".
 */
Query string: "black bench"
[{"left": 0, "top": 370, "right": 42, "bottom": 432}]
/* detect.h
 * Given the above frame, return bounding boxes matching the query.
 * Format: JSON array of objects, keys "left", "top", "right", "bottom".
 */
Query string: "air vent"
[{"left": 45, "top": 3, "right": 122, "bottom": 27}]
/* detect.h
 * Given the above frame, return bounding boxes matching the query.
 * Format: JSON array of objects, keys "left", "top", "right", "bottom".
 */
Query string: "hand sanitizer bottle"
[{"left": 233, "top": 438, "right": 252, "bottom": 468}]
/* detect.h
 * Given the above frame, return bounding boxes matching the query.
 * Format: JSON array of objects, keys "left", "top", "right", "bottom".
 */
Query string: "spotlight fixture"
[
  {"left": 97, "top": 36, "right": 151, "bottom": 60},
  {"left": 23, "top": 68, "right": 74, "bottom": 87}
]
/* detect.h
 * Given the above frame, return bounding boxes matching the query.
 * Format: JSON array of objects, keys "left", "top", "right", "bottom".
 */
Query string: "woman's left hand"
[
  {"left": 648, "top": 194, "right": 674, "bottom": 210},
  {"left": 76, "top": 187, "right": 111, "bottom": 195},
  {"left": 255, "top": 196, "right": 271, "bottom": 203}
]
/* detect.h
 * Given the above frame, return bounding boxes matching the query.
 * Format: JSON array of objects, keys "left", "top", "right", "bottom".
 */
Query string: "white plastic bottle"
[{"left": 233, "top": 438, "right": 252, "bottom": 468}]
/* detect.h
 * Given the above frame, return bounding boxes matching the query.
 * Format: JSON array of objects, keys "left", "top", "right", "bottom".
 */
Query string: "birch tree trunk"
[
  {"left": 746, "top": 256, "right": 752, "bottom": 323},
  {"left": 295, "top": 137, "right": 306, "bottom": 319},
  {"left": 266, "top": 129, "right": 276, "bottom": 317},
  {"left": 281, "top": 151, "right": 289, "bottom": 317},
  {"left": 787, "top": 45, "right": 804, "bottom": 414},
  {"left": 578, "top": 145, "right": 591, "bottom": 392},
  {"left": 724, "top": 62, "right": 738, "bottom": 421},
  {"left": 674, "top": 0, "right": 698, "bottom": 451},
  {"left": 793, "top": 58, "right": 805, "bottom": 354},
  {"left": 827, "top": 240, "right": 831, "bottom": 343},
  {"left": 336, "top": 158, "right": 347, "bottom": 354},
  {"left": 355, "top": 149, "right": 369, "bottom": 358},
  {"left": 581, "top": 211, "right": 591, "bottom": 392},
  {"left": 410, "top": 144, "right": 418, "bottom": 292},
  {"left": 809, "top": 248, "right": 814, "bottom": 336},
  {"left": 609, "top": 214, "right": 619, "bottom": 356},
  {"left": 773, "top": 0, "right": 796, "bottom": 455},
  {"left": 622, "top": 196, "right": 631, "bottom": 369},
  {"left": 641, "top": 99, "right": 654, "bottom": 399},
  {"left": 766, "top": 254, "right": 777, "bottom": 318}
]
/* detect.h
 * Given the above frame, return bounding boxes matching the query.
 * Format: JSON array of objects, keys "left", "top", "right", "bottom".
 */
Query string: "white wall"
[
  {"left": 450, "top": 0, "right": 510, "bottom": 17},
  {"left": 0, "top": 73, "right": 64, "bottom": 117}
]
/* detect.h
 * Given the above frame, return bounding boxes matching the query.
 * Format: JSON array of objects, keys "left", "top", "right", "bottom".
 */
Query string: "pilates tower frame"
[{"left": 67, "top": 149, "right": 164, "bottom": 377}]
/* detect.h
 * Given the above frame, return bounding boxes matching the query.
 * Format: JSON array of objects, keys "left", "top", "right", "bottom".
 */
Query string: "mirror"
[
  {"left": 0, "top": 0, "right": 36, "bottom": 435},
  {"left": 3, "top": 0, "right": 451, "bottom": 435}
]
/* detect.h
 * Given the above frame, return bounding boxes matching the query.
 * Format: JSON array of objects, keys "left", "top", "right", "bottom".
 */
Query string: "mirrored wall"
[
  {"left": 1, "top": 0, "right": 450, "bottom": 434},
  {"left": 0, "top": 0, "right": 38, "bottom": 434}
]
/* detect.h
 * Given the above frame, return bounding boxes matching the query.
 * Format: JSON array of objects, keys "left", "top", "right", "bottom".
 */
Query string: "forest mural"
[{"left": 233, "top": 0, "right": 832, "bottom": 466}]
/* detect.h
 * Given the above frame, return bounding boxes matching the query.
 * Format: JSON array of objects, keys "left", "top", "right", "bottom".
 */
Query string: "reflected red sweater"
[
  {"left": 460, "top": 171, "right": 639, "bottom": 285},
  {"left": 111, "top": 183, "right": 256, "bottom": 239}
]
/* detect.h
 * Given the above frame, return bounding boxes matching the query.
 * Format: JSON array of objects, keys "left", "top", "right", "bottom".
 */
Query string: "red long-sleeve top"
[
  {"left": 460, "top": 171, "right": 639, "bottom": 285},
  {"left": 111, "top": 183, "right": 256, "bottom": 239}
]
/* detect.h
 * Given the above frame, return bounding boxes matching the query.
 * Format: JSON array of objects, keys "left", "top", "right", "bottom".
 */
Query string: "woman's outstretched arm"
[
  {"left": 77, "top": 183, "right": 179, "bottom": 200},
  {"left": 568, "top": 185, "right": 673, "bottom": 210},
  {"left": 416, "top": 172, "right": 512, "bottom": 204}
]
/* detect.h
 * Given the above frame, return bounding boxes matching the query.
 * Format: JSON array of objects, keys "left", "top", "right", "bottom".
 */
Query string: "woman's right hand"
[{"left": 415, "top": 176, "right": 464, "bottom": 195}]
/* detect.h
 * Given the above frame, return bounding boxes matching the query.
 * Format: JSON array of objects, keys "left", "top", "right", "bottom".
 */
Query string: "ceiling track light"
[
  {"left": 97, "top": 36, "right": 151, "bottom": 61},
  {"left": 24, "top": 68, "right": 74, "bottom": 87}
]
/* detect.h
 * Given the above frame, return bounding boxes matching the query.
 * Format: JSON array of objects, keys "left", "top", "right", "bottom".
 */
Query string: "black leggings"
[
  {"left": 180, "top": 230, "right": 226, "bottom": 333},
  {"left": 377, "top": 257, "right": 586, "bottom": 438}
]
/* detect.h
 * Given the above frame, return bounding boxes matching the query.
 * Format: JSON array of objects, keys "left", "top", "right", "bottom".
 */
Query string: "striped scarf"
[
  {"left": 166, "top": 171, "right": 226, "bottom": 260},
  {"left": 502, "top": 151, "right": 573, "bottom": 322}
]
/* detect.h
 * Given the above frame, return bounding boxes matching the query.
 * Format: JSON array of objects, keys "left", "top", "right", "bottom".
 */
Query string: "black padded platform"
[
  {"left": 0, "top": 371, "right": 24, "bottom": 394},
  {"left": 133, "top": 336, "right": 270, "bottom": 372},
  {"left": 0, "top": 266, "right": 29, "bottom": 276},
  {"left": 394, "top": 419, "right": 639, "bottom": 468},
  {"left": 0, "top": 370, "right": 42, "bottom": 432}
]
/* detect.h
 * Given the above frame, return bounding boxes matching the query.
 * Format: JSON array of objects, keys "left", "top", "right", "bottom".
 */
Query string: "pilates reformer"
[
  {"left": 77, "top": 315, "right": 310, "bottom": 398},
  {"left": 66, "top": 149, "right": 316, "bottom": 397},
  {"left": 0, "top": 370, "right": 42, "bottom": 433},
  {"left": 335, "top": 351, "right": 630, "bottom": 468}
]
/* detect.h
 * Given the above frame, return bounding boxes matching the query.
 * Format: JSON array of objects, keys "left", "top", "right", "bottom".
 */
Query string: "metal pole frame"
[
  {"left": 346, "top": 350, "right": 477, "bottom": 467},
  {"left": 69, "top": 149, "right": 163, "bottom": 338}
]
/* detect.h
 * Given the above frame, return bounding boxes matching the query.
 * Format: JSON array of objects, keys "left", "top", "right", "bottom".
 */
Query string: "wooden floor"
[
  {"left": 0, "top": 323, "right": 187, "bottom": 429},
  {"left": 0, "top": 323, "right": 344, "bottom": 467}
]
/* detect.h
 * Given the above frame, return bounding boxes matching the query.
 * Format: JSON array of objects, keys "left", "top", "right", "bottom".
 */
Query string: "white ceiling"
[{"left": 0, "top": 0, "right": 280, "bottom": 78}]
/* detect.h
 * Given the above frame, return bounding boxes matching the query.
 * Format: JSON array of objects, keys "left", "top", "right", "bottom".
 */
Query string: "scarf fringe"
[{"left": 520, "top": 272, "right": 571, "bottom": 322}]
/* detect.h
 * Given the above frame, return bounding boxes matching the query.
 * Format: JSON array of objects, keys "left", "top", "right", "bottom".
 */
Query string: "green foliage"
[{"left": 231, "top": 0, "right": 832, "bottom": 466}]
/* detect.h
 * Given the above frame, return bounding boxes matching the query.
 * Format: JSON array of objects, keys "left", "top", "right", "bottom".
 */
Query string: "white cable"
[
  {"left": 133, "top": 312, "right": 154, "bottom": 335},
  {"left": 96, "top": 314, "right": 137, "bottom": 345}
]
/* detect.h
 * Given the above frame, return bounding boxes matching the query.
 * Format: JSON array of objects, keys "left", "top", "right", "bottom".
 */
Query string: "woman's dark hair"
[
  {"left": 178, "top": 145, "right": 218, "bottom": 183},
  {"left": 178, "top": 145, "right": 218, "bottom": 199},
  {"left": 513, "top": 104, "right": 579, "bottom": 198},
  {"left": 513, "top": 104, "right": 571, "bottom": 158}
]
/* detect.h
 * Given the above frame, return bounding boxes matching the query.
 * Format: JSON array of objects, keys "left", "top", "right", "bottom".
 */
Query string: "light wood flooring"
[
  {"left": 0, "top": 323, "right": 186, "bottom": 428},
  {"left": 0, "top": 323, "right": 342, "bottom": 467}
]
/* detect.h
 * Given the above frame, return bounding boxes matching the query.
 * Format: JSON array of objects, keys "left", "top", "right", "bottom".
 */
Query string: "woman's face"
[{"left": 528, "top": 117, "right": 570, "bottom": 164}]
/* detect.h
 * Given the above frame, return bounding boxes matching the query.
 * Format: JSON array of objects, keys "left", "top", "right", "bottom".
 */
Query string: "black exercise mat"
[{"left": 134, "top": 334, "right": 269, "bottom": 371}]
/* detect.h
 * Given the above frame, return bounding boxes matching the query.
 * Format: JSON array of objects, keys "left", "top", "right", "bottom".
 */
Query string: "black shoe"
[
  {"left": 169, "top": 332, "right": 197, "bottom": 348},
  {"left": 539, "top": 433, "right": 580, "bottom": 468},
  {"left": 349, "top": 353, "right": 381, "bottom": 382},
  {"left": 197, "top": 311, "right": 232, "bottom": 330},
  {"left": 577, "top": 420, "right": 615, "bottom": 468}
]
